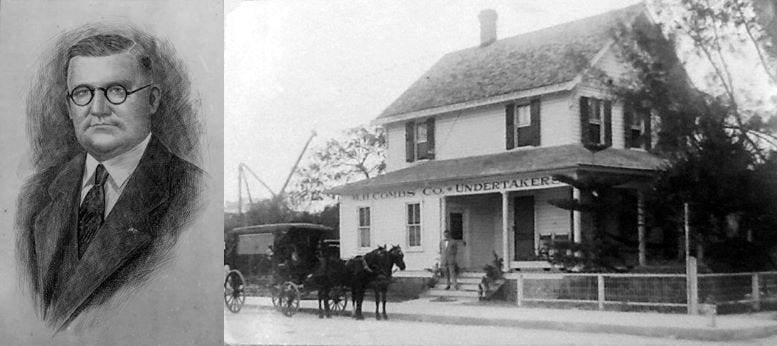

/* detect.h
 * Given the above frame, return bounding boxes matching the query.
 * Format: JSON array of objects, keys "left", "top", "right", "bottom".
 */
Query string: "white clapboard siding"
[
  {"left": 540, "top": 92, "right": 576, "bottom": 147},
  {"left": 385, "top": 122, "right": 409, "bottom": 172},
  {"left": 434, "top": 104, "right": 505, "bottom": 161}
]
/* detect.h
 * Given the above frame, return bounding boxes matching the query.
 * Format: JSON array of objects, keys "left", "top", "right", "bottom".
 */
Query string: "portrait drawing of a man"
[{"left": 15, "top": 23, "right": 205, "bottom": 332}]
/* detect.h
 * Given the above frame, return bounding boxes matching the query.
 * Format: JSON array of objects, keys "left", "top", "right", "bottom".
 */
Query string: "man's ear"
[{"left": 148, "top": 86, "right": 161, "bottom": 114}]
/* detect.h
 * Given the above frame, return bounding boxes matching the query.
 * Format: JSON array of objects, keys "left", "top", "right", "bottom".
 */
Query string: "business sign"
[{"left": 350, "top": 175, "right": 563, "bottom": 201}]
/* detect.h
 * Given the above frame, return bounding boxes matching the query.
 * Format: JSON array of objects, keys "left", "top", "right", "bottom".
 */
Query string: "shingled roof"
[
  {"left": 377, "top": 3, "right": 647, "bottom": 121},
  {"left": 328, "top": 144, "right": 665, "bottom": 194}
]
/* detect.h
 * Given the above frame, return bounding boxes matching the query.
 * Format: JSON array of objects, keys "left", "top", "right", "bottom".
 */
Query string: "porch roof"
[{"left": 328, "top": 144, "right": 665, "bottom": 194}]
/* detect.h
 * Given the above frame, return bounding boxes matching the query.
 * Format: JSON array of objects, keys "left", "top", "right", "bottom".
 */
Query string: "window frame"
[
  {"left": 513, "top": 103, "right": 535, "bottom": 148},
  {"left": 515, "top": 103, "right": 531, "bottom": 128},
  {"left": 415, "top": 121, "right": 429, "bottom": 160},
  {"left": 406, "top": 202, "right": 422, "bottom": 249},
  {"left": 629, "top": 113, "right": 645, "bottom": 149},
  {"left": 357, "top": 206, "right": 371, "bottom": 250},
  {"left": 587, "top": 98, "right": 606, "bottom": 145}
]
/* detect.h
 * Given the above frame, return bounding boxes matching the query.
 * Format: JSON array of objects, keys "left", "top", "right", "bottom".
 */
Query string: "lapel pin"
[{"left": 128, "top": 227, "right": 139, "bottom": 234}]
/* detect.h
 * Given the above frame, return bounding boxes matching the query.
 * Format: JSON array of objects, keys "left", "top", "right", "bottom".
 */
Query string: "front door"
[
  {"left": 514, "top": 196, "right": 535, "bottom": 260},
  {"left": 448, "top": 211, "right": 467, "bottom": 268}
]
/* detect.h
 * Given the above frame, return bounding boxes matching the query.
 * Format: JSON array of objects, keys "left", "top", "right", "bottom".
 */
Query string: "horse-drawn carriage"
[
  {"left": 224, "top": 222, "right": 407, "bottom": 319},
  {"left": 224, "top": 223, "right": 344, "bottom": 316}
]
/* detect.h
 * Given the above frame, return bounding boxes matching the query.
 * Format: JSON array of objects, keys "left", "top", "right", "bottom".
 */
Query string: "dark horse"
[
  {"left": 304, "top": 242, "right": 349, "bottom": 318},
  {"left": 345, "top": 245, "right": 405, "bottom": 320}
]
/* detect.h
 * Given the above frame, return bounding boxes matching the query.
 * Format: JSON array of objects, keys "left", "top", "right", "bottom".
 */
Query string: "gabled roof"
[
  {"left": 328, "top": 144, "right": 665, "bottom": 194},
  {"left": 377, "top": 3, "right": 647, "bottom": 122}
]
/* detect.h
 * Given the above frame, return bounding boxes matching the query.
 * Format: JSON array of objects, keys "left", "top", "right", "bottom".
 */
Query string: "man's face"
[
  {"left": 444, "top": 232, "right": 451, "bottom": 240},
  {"left": 67, "top": 52, "right": 159, "bottom": 161}
]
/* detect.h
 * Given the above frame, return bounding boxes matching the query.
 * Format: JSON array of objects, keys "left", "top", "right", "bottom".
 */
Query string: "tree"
[
  {"left": 606, "top": 0, "right": 777, "bottom": 271},
  {"left": 651, "top": 0, "right": 777, "bottom": 154},
  {"left": 547, "top": 173, "right": 643, "bottom": 272},
  {"left": 288, "top": 125, "right": 386, "bottom": 209}
]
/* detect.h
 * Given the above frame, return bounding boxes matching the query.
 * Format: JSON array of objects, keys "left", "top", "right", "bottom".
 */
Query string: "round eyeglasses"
[{"left": 67, "top": 84, "right": 153, "bottom": 106}]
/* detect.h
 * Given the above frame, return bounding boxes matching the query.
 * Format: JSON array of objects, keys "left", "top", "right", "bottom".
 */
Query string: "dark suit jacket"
[{"left": 16, "top": 136, "right": 204, "bottom": 332}]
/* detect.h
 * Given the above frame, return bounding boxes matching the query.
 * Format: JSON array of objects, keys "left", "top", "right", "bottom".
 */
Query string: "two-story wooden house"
[{"left": 329, "top": 3, "right": 665, "bottom": 272}]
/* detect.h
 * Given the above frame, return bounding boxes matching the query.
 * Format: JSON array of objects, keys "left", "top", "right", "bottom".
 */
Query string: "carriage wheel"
[
  {"left": 328, "top": 287, "right": 347, "bottom": 315},
  {"left": 224, "top": 270, "right": 246, "bottom": 313},
  {"left": 279, "top": 281, "right": 300, "bottom": 317},
  {"left": 270, "top": 285, "right": 282, "bottom": 311}
]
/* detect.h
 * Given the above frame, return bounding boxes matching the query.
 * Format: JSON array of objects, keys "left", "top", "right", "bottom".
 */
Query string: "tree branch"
[{"left": 735, "top": 2, "right": 777, "bottom": 85}]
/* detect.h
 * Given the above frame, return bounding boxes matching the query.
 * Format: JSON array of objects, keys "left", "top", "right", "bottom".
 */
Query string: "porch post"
[
  {"left": 638, "top": 191, "right": 646, "bottom": 266},
  {"left": 440, "top": 197, "right": 447, "bottom": 238},
  {"left": 502, "top": 191, "right": 510, "bottom": 271},
  {"left": 440, "top": 196, "right": 447, "bottom": 268},
  {"left": 573, "top": 188, "right": 582, "bottom": 243}
]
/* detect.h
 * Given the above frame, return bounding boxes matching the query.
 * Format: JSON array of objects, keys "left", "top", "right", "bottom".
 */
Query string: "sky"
[{"left": 224, "top": 0, "right": 649, "bottom": 205}]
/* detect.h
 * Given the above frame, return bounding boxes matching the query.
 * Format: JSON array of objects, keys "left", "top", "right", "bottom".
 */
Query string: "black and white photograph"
[
  {"left": 224, "top": 0, "right": 777, "bottom": 345},
  {"left": 0, "top": 0, "right": 223, "bottom": 345}
]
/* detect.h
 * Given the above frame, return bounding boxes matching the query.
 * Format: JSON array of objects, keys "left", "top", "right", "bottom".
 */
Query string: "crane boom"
[{"left": 278, "top": 130, "right": 316, "bottom": 196}]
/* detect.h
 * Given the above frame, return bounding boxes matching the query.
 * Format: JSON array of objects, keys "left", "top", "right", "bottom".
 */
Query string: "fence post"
[
  {"left": 753, "top": 273, "right": 761, "bottom": 311},
  {"left": 687, "top": 257, "right": 698, "bottom": 315},
  {"left": 597, "top": 274, "right": 605, "bottom": 310},
  {"left": 516, "top": 274, "right": 523, "bottom": 307}
]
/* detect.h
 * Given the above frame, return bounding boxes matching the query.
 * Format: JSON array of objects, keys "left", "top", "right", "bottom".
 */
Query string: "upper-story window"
[
  {"left": 589, "top": 99, "right": 603, "bottom": 143},
  {"left": 624, "top": 103, "right": 652, "bottom": 150},
  {"left": 580, "top": 97, "right": 612, "bottom": 147},
  {"left": 405, "top": 118, "right": 435, "bottom": 162},
  {"left": 516, "top": 104, "right": 531, "bottom": 127},
  {"left": 506, "top": 99, "right": 541, "bottom": 149},
  {"left": 416, "top": 122, "right": 428, "bottom": 158}
]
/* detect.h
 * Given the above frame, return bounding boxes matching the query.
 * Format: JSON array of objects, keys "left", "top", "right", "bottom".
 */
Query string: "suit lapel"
[
  {"left": 33, "top": 154, "right": 84, "bottom": 303},
  {"left": 51, "top": 137, "right": 171, "bottom": 328}
]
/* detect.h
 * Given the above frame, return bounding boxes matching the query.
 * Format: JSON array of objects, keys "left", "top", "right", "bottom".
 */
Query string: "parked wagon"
[{"left": 224, "top": 223, "right": 346, "bottom": 316}]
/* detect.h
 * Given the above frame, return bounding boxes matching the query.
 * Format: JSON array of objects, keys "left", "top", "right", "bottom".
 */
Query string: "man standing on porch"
[{"left": 440, "top": 230, "right": 466, "bottom": 290}]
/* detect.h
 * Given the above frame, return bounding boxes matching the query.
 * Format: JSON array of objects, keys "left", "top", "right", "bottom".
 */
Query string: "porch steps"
[{"left": 423, "top": 272, "right": 484, "bottom": 301}]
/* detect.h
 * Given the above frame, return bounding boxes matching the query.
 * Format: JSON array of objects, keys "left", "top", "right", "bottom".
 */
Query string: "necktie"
[{"left": 78, "top": 164, "right": 110, "bottom": 258}]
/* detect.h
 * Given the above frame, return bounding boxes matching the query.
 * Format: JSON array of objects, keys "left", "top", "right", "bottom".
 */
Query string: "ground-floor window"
[
  {"left": 358, "top": 206, "right": 371, "bottom": 248},
  {"left": 406, "top": 203, "right": 421, "bottom": 248}
]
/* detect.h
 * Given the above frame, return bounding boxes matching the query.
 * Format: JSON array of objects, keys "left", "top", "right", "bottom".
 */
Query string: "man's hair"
[
  {"left": 65, "top": 34, "right": 153, "bottom": 80},
  {"left": 25, "top": 22, "right": 201, "bottom": 171}
]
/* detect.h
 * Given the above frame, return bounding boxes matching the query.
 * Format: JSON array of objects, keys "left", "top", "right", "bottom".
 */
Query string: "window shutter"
[
  {"left": 624, "top": 102, "right": 633, "bottom": 148},
  {"left": 405, "top": 122, "right": 415, "bottom": 162},
  {"left": 530, "top": 98, "right": 541, "bottom": 146},
  {"left": 604, "top": 100, "right": 612, "bottom": 147},
  {"left": 505, "top": 103, "right": 515, "bottom": 150},
  {"left": 644, "top": 113, "right": 652, "bottom": 151},
  {"left": 426, "top": 117, "right": 435, "bottom": 159},
  {"left": 579, "top": 97, "right": 590, "bottom": 145}
]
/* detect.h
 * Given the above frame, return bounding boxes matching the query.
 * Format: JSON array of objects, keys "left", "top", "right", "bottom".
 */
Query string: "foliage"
[
  {"left": 482, "top": 251, "right": 504, "bottom": 281},
  {"left": 288, "top": 125, "right": 386, "bottom": 209},
  {"left": 706, "top": 238, "right": 776, "bottom": 272},
  {"left": 640, "top": 0, "right": 777, "bottom": 155},
  {"left": 547, "top": 173, "right": 638, "bottom": 271},
  {"left": 606, "top": 1, "right": 777, "bottom": 271},
  {"left": 424, "top": 263, "right": 444, "bottom": 288}
]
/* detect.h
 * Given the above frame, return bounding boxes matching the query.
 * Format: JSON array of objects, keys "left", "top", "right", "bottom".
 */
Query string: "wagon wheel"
[
  {"left": 270, "top": 285, "right": 282, "bottom": 311},
  {"left": 279, "top": 281, "right": 300, "bottom": 317},
  {"left": 328, "top": 286, "right": 347, "bottom": 315},
  {"left": 224, "top": 270, "right": 246, "bottom": 313}
]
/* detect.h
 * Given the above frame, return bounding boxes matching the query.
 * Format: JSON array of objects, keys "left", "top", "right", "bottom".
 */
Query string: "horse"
[
  {"left": 346, "top": 244, "right": 405, "bottom": 320},
  {"left": 304, "top": 241, "right": 349, "bottom": 318}
]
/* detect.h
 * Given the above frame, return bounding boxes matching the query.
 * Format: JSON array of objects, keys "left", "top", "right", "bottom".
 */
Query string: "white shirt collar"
[{"left": 82, "top": 134, "right": 152, "bottom": 189}]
